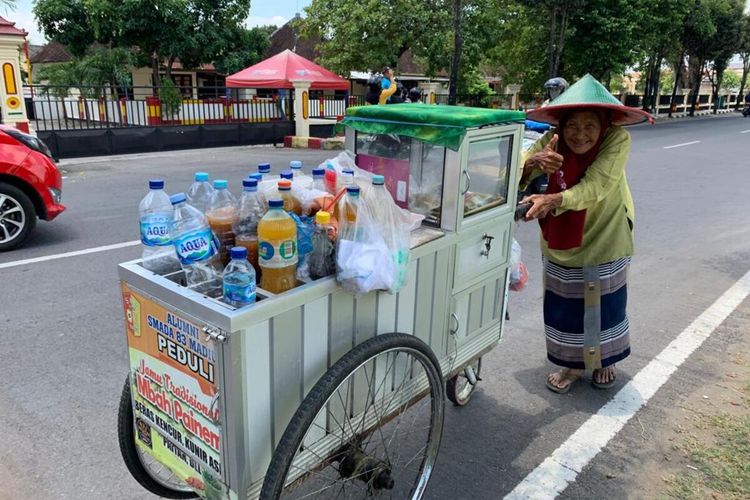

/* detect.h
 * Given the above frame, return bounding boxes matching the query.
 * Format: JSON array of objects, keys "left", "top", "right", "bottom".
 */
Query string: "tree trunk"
[
  {"left": 546, "top": 6, "right": 558, "bottom": 79},
  {"left": 689, "top": 59, "right": 704, "bottom": 117},
  {"left": 737, "top": 54, "right": 749, "bottom": 110},
  {"left": 713, "top": 68, "right": 724, "bottom": 114},
  {"left": 552, "top": 6, "right": 568, "bottom": 78},
  {"left": 448, "top": 0, "right": 463, "bottom": 105},
  {"left": 668, "top": 51, "right": 685, "bottom": 118},
  {"left": 151, "top": 55, "right": 161, "bottom": 96}
]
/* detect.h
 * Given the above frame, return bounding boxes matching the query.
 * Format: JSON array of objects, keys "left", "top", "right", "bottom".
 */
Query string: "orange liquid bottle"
[
  {"left": 277, "top": 179, "right": 302, "bottom": 216},
  {"left": 258, "top": 199, "right": 298, "bottom": 293}
]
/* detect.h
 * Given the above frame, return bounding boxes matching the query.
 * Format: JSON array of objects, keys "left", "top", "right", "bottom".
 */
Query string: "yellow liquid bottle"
[{"left": 258, "top": 199, "right": 298, "bottom": 293}]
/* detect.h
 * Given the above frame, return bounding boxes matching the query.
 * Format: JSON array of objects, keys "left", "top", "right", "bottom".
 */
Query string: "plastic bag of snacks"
[
  {"left": 509, "top": 239, "right": 528, "bottom": 292},
  {"left": 336, "top": 200, "right": 395, "bottom": 295}
]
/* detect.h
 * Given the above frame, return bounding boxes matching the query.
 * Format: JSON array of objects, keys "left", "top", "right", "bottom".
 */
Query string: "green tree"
[
  {"left": 563, "top": 0, "right": 649, "bottom": 87},
  {"left": 34, "top": 0, "right": 254, "bottom": 92},
  {"left": 213, "top": 25, "right": 275, "bottom": 76},
  {"left": 634, "top": 0, "right": 690, "bottom": 112},
  {"left": 34, "top": 0, "right": 96, "bottom": 57},
  {"left": 302, "top": 0, "right": 448, "bottom": 76},
  {"left": 703, "top": 0, "right": 744, "bottom": 113},
  {"left": 680, "top": 0, "right": 718, "bottom": 116},
  {"left": 720, "top": 70, "right": 740, "bottom": 92},
  {"left": 483, "top": 2, "right": 547, "bottom": 93},
  {"left": 735, "top": 14, "right": 750, "bottom": 107}
]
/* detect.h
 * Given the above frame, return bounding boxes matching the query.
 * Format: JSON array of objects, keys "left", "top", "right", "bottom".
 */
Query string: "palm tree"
[{"left": 1, "top": 0, "right": 16, "bottom": 12}]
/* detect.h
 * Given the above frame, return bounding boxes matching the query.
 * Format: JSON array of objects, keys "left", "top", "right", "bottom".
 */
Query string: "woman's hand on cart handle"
[{"left": 520, "top": 193, "right": 563, "bottom": 220}]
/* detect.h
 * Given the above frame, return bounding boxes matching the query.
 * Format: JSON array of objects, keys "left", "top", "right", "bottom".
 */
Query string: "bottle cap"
[
  {"left": 195, "top": 172, "right": 209, "bottom": 182},
  {"left": 242, "top": 178, "right": 258, "bottom": 189},
  {"left": 258, "top": 163, "right": 271, "bottom": 173},
  {"left": 278, "top": 179, "right": 292, "bottom": 190},
  {"left": 290, "top": 160, "right": 302, "bottom": 170},
  {"left": 268, "top": 199, "right": 284, "bottom": 208},
  {"left": 170, "top": 193, "right": 187, "bottom": 205},
  {"left": 248, "top": 172, "right": 263, "bottom": 181},
  {"left": 346, "top": 186, "right": 360, "bottom": 196},
  {"left": 230, "top": 246, "right": 248, "bottom": 260},
  {"left": 214, "top": 179, "right": 228, "bottom": 189},
  {"left": 312, "top": 168, "right": 325, "bottom": 177},
  {"left": 315, "top": 211, "right": 331, "bottom": 224},
  {"left": 342, "top": 168, "right": 354, "bottom": 175},
  {"left": 372, "top": 175, "right": 385, "bottom": 185},
  {"left": 149, "top": 179, "right": 165, "bottom": 190},
  {"left": 280, "top": 170, "right": 294, "bottom": 179}
]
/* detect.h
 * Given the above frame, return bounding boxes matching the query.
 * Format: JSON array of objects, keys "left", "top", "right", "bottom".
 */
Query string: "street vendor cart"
[{"left": 117, "top": 103, "right": 526, "bottom": 499}]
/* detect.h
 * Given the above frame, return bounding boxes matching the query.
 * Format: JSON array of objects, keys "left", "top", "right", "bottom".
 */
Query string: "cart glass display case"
[
  {"left": 354, "top": 133, "right": 446, "bottom": 226},
  {"left": 463, "top": 133, "right": 514, "bottom": 218}
]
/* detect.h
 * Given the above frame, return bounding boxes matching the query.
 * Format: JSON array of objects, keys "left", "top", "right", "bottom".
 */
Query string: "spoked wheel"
[
  {"left": 260, "top": 333, "right": 445, "bottom": 500},
  {"left": 446, "top": 358, "right": 482, "bottom": 407},
  {"left": 117, "top": 375, "right": 197, "bottom": 499}
]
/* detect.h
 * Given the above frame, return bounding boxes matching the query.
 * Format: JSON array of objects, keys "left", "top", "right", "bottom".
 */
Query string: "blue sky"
[{"left": 4, "top": 0, "right": 312, "bottom": 45}]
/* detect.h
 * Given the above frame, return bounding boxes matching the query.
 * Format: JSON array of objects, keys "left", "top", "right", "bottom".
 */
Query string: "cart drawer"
[
  {"left": 453, "top": 221, "right": 509, "bottom": 291},
  {"left": 450, "top": 273, "right": 505, "bottom": 350}
]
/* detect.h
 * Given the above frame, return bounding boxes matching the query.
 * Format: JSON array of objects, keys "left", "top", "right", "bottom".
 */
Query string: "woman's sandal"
[
  {"left": 591, "top": 367, "right": 616, "bottom": 389},
  {"left": 545, "top": 369, "right": 582, "bottom": 394}
]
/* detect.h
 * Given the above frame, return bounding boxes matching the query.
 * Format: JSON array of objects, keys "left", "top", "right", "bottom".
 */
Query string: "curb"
[
  {"left": 653, "top": 109, "right": 741, "bottom": 121},
  {"left": 284, "top": 136, "right": 345, "bottom": 150}
]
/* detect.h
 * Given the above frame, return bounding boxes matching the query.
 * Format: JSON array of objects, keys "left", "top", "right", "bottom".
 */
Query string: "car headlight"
[
  {"left": 48, "top": 187, "right": 62, "bottom": 204},
  {"left": 4, "top": 128, "right": 56, "bottom": 162}
]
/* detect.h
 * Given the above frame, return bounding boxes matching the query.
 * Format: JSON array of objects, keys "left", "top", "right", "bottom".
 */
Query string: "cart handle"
[{"left": 461, "top": 170, "right": 471, "bottom": 196}]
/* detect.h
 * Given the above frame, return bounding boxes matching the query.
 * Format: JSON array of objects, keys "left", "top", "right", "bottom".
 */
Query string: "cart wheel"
[
  {"left": 260, "top": 333, "right": 445, "bottom": 500},
  {"left": 446, "top": 358, "right": 482, "bottom": 407},
  {"left": 117, "top": 376, "right": 197, "bottom": 499}
]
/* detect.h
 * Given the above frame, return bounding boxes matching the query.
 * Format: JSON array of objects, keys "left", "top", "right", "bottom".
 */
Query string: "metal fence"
[{"left": 24, "top": 85, "right": 295, "bottom": 131}]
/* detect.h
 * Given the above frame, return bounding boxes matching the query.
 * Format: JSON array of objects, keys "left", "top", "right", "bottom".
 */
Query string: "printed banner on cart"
[{"left": 121, "top": 283, "right": 232, "bottom": 500}]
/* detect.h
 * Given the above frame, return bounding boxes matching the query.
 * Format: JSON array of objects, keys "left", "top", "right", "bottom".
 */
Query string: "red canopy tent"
[{"left": 225, "top": 50, "right": 349, "bottom": 90}]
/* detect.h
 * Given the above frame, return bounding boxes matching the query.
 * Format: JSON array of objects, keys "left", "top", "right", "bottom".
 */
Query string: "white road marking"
[
  {"left": 741, "top": 130, "right": 750, "bottom": 134},
  {"left": 505, "top": 269, "right": 750, "bottom": 500},
  {"left": 663, "top": 140, "right": 700, "bottom": 149},
  {"left": 0, "top": 240, "right": 140, "bottom": 269}
]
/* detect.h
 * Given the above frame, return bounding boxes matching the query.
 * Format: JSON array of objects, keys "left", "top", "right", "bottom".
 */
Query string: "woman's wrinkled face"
[{"left": 563, "top": 111, "right": 602, "bottom": 154}]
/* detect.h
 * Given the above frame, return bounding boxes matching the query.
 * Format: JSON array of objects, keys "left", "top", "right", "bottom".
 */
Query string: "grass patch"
[{"left": 664, "top": 388, "right": 750, "bottom": 499}]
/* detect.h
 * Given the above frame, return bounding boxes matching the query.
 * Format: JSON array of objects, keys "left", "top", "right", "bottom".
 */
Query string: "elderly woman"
[{"left": 520, "top": 74, "right": 652, "bottom": 393}]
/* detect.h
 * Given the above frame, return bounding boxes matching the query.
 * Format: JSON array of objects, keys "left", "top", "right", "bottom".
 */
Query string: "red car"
[{"left": 0, "top": 124, "right": 65, "bottom": 250}]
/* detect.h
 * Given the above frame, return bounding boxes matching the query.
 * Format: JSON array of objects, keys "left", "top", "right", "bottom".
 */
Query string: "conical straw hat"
[{"left": 526, "top": 74, "right": 653, "bottom": 126}]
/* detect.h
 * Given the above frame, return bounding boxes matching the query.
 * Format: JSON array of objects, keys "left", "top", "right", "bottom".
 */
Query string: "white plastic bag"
[{"left": 336, "top": 201, "right": 396, "bottom": 295}]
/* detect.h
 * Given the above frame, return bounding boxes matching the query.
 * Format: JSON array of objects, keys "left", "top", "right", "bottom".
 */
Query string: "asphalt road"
[{"left": 1, "top": 115, "right": 749, "bottom": 499}]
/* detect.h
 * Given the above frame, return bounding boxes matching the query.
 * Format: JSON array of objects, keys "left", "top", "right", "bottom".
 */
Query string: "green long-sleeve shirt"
[{"left": 523, "top": 126, "right": 635, "bottom": 267}]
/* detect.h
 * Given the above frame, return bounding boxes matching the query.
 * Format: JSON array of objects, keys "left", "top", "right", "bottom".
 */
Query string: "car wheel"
[{"left": 0, "top": 182, "right": 36, "bottom": 251}]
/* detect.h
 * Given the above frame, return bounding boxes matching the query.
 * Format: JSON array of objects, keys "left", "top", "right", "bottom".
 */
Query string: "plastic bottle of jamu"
[
  {"left": 222, "top": 247, "right": 257, "bottom": 307},
  {"left": 338, "top": 185, "right": 361, "bottom": 241},
  {"left": 139, "top": 179, "right": 181, "bottom": 274},
  {"left": 234, "top": 178, "right": 266, "bottom": 277},
  {"left": 307, "top": 210, "right": 336, "bottom": 280},
  {"left": 277, "top": 180, "right": 302, "bottom": 215},
  {"left": 257, "top": 163, "right": 271, "bottom": 180},
  {"left": 206, "top": 180, "right": 238, "bottom": 265},
  {"left": 170, "top": 193, "right": 223, "bottom": 297},
  {"left": 311, "top": 168, "right": 326, "bottom": 191},
  {"left": 186, "top": 172, "right": 214, "bottom": 213},
  {"left": 289, "top": 160, "right": 303, "bottom": 176},
  {"left": 258, "top": 199, "right": 298, "bottom": 294}
]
